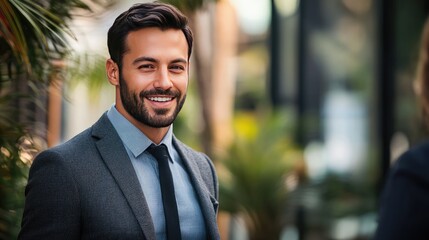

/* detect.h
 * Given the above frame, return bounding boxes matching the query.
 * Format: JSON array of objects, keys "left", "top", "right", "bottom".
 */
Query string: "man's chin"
[
  {"left": 152, "top": 108, "right": 171, "bottom": 115},
  {"left": 146, "top": 120, "right": 174, "bottom": 128},
  {"left": 145, "top": 114, "right": 176, "bottom": 128}
]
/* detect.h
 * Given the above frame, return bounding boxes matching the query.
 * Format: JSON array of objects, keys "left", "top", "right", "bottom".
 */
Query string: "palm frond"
[
  {"left": 0, "top": 1, "right": 119, "bottom": 239},
  {"left": 0, "top": 0, "right": 30, "bottom": 69}
]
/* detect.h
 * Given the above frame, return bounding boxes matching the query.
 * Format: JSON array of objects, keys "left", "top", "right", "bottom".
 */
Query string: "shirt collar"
[{"left": 106, "top": 105, "right": 175, "bottom": 161}]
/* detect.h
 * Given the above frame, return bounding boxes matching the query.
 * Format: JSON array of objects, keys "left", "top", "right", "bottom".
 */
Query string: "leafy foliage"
[
  {"left": 0, "top": 0, "right": 115, "bottom": 238},
  {"left": 219, "top": 111, "right": 305, "bottom": 240},
  {"left": 66, "top": 53, "right": 110, "bottom": 101}
]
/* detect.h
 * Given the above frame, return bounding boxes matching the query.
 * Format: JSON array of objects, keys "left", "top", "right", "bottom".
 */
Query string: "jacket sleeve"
[{"left": 18, "top": 150, "right": 81, "bottom": 240}]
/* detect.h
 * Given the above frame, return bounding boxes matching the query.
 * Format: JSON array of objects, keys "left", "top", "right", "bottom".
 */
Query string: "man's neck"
[{"left": 115, "top": 105, "right": 170, "bottom": 144}]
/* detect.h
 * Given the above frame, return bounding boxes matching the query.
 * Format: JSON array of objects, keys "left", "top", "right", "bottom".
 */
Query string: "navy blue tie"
[{"left": 147, "top": 144, "right": 182, "bottom": 240}]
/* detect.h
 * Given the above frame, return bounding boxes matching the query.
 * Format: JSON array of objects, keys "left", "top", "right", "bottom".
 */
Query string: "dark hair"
[
  {"left": 107, "top": 2, "right": 193, "bottom": 68},
  {"left": 415, "top": 16, "right": 429, "bottom": 122}
]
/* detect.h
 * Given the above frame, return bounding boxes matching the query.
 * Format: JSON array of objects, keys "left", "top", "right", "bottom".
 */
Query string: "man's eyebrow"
[
  {"left": 171, "top": 58, "right": 188, "bottom": 64},
  {"left": 132, "top": 57, "right": 188, "bottom": 65},
  {"left": 132, "top": 56, "right": 157, "bottom": 65}
]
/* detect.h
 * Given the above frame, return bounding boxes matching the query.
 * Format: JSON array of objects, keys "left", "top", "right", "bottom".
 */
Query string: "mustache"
[{"left": 139, "top": 89, "right": 180, "bottom": 98}]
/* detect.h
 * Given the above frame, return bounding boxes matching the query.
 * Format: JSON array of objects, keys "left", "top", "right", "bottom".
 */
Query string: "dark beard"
[{"left": 119, "top": 74, "right": 186, "bottom": 128}]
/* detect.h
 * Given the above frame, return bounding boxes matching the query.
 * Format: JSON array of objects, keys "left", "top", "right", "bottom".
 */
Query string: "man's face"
[{"left": 118, "top": 27, "right": 189, "bottom": 128}]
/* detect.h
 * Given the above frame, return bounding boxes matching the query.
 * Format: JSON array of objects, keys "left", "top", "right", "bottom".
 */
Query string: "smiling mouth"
[{"left": 147, "top": 96, "right": 173, "bottom": 102}]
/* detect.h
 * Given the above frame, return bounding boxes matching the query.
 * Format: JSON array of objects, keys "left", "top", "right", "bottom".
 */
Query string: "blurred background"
[{"left": 1, "top": 0, "right": 429, "bottom": 239}]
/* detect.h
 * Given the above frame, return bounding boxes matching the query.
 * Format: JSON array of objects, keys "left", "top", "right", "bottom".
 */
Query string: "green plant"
[
  {"left": 0, "top": 0, "right": 115, "bottom": 238},
  {"left": 0, "top": 110, "right": 29, "bottom": 239},
  {"left": 219, "top": 111, "right": 305, "bottom": 240}
]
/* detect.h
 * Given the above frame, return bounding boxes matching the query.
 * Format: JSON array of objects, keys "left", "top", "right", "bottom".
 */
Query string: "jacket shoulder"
[
  {"left": 32, "top": 113, "right": 114, "bottom": 167},
  {"left": 393, "top": 140, "right": 429, "bottom": 184}
]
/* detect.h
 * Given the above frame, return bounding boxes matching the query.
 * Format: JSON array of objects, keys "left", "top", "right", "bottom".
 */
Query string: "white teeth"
[{"left": 148, "top": 97, "right": 172, "bottom": 102}]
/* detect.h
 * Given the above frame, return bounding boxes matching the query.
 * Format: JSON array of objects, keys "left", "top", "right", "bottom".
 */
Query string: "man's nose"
[{"left": 153, "top": 67, "right": 173, "bottom": 89}]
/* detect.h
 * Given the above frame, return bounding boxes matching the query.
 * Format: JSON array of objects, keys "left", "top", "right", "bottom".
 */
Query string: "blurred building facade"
[{"left": 264, "top": 0, "right": 429, "bottom": 239}]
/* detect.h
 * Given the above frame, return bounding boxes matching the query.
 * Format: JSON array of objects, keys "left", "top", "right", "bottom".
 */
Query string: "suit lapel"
[
  {"left": 92, "top": 113, "right": 156, "bottom": 240},
  {"left": 173, "top": 137, "right": 220, "bottom": 240}
]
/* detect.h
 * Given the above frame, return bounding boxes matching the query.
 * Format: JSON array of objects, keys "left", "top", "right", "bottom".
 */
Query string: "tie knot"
[{"left": 147, "top": 144, "right": 170, "bottom": 162}]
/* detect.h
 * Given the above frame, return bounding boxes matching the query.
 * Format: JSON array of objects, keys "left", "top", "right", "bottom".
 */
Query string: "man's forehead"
[{"left": 123, "top": 28, "right": 188, "bottom": 59}]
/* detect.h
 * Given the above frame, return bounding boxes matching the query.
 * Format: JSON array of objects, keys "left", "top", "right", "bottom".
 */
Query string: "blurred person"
[
  {"left": 374, "top": 16, "right": 429, "bottom": 239},
  {"left": 18, "top": 2, "right": 219, "bottom": 240}
]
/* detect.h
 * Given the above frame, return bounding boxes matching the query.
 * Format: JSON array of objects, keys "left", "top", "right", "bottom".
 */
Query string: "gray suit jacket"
[{"left": 19, "top": 113, "right": 220, "bottom": 240}]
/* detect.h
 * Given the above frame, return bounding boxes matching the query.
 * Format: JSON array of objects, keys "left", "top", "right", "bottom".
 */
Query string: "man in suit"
[{"left": 19, "top": 2, "right": 220, "bottom": 240}]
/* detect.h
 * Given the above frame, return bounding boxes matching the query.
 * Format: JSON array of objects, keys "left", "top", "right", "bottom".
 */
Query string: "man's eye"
[
  {"left": 170, "top": 65, "right": 185, "bottom": 71},
  {"left": 138, "top": 64, "right": 155, "bottom": 69}
]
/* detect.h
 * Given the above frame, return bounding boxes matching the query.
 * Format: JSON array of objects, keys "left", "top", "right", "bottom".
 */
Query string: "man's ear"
[{"left": 106, "top": 59, "right": 119, "bottom": 86}]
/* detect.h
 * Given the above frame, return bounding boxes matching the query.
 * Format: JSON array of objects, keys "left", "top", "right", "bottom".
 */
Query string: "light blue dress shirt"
[{"left": 107, "top": 106, "right": 206, "bottom": 240}]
